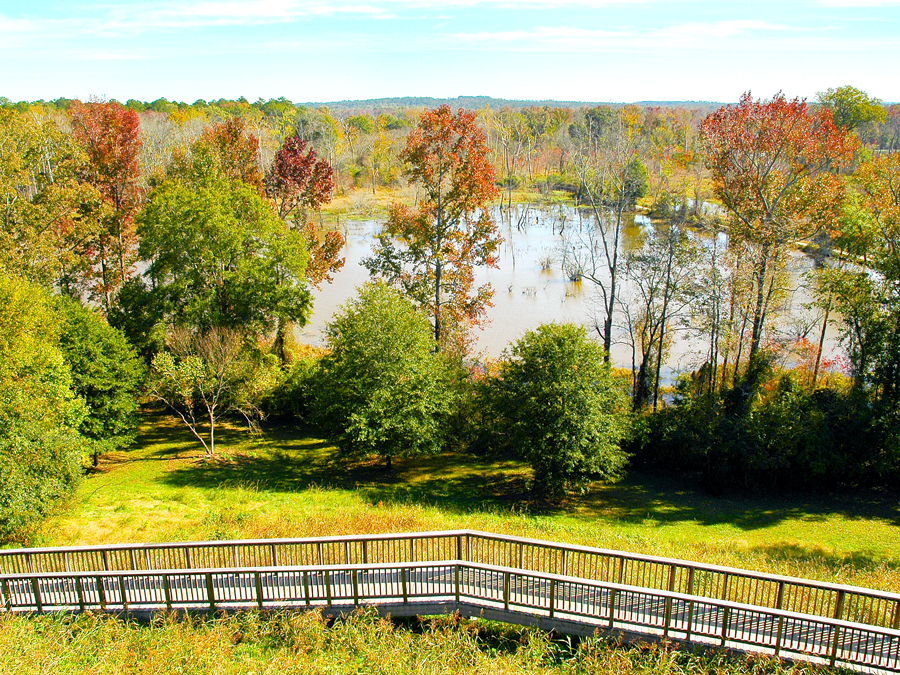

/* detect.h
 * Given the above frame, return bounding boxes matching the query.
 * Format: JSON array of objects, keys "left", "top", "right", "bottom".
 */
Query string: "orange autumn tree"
[
  {"left": 700, "top": 91, "right": 856, "bottom": 368},
  {"left": 364, "top": 105, "right": 501, "bottom": 354},
  {"left": 69, "top": 99, "right": 142, "bottom": 312}
]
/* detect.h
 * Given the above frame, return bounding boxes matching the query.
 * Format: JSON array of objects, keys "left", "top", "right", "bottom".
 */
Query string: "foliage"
[
  {"left": 0, "top": 273, "right": 85, "bottom": 540},
  {"left": 137, "top": 175, "right": 311, "bottom": 334},
  {"left": 316, "top": 283, "right": 457, "bottom": 467},
  {"left": 169, "top": 116, "right": 263, "bottom": 189},
  {"left": 700, "top": 91, "right": 857, "bottom": 366},
  {"left": 634, "top": 369, "right": 900, "bottom": 493},
  {"left": 486, "top": 323, "right": 630, "bottom": 496},
  {"left": 817, "top": 85, "right": 887, "bottom": 133},
  {"left": 266, "top": 133, "right": 335, "bottom": 220},
  {"left": 0, "top": 107, "right": 100, "bottom": 290},
  {"left": 69, "top": 99, "right": 143, "bottom": 311},
  {"left": 149, "top": 327, "right": 272, "bottom": 455},
  {"left": 259, "top": 354, "right": 322, "bottom": 421},
  {"left": 55, "top": 297, "right": 144, "bottom": 464},
  {"left": 364, "top": 105, "right": 501, "bottom": 354}
]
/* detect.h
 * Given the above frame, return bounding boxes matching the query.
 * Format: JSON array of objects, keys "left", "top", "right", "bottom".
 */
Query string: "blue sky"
[{"left": 1, "top": 0, "right": 898, "bottom": 104}]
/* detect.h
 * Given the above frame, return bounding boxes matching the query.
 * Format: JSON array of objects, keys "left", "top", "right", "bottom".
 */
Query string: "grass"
[
  {"left": 30, "top": 408, "right": 900, "bottom": 593},
  {"left": 9, "top": 407, "right": 897, "bottom": 674},
  {"left": 0, "top": 609, "right": 844, "bottom": 675}
]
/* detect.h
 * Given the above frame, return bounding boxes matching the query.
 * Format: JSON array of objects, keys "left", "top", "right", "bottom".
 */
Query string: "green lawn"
[{"left": 34, "top": 408, "right": 900, "bottom": 593}]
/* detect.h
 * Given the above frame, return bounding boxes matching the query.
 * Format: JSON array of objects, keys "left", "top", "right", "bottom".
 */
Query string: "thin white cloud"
[{"left": 454, "top": 20, "right": 790, "bottom": 49}]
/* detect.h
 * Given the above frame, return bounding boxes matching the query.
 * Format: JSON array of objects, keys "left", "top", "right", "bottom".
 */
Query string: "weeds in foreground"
[{"left": 0, "top": 609, "right": 849, "bottom": 675}]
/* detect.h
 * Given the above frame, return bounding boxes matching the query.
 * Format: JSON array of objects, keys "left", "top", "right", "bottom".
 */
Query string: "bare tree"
[{"left": 149, "top": 327, "right": 262, "bottom": 455}]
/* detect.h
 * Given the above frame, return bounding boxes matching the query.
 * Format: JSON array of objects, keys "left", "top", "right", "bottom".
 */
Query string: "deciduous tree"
[
  {"left": 69, "top": 100, "right": 142, "bottom": 312},
  {"left": 316, "top": 283, "right": 456, "bottom": 468},
  {"left": 700, "top": 92, "right": 856, "bottom": 368},
  {"left": 487, "top": 323, "right": 630, "bottom": 496},
  {"left": 363, "top": 105, "right": 501, "bottom": 353}
]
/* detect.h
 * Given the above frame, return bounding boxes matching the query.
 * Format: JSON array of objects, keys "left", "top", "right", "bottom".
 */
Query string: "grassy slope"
[
  {"left": 7, "top": 408, "right": 897, "bottom": 674},
  {"left": 35, "top": 409, "right": 900, "bottom": 592}
]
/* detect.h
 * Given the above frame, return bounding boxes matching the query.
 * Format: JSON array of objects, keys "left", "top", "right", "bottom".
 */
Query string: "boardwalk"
[{"left": 2, "top": 531, "right": 899, "bottom": 673}]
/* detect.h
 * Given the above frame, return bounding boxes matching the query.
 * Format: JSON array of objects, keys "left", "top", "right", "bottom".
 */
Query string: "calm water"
[{"left": 300, "top": 204, "right": 840, "bottom": 377}]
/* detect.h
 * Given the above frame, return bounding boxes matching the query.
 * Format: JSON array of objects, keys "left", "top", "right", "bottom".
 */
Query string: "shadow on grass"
[{"left": 147, "top": 411, "right": 900, "bottom": 530}]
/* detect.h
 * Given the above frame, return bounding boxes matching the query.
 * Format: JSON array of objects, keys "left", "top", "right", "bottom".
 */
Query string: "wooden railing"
[
  {"left": 3, "top": 530, "right": 898, "bottom": 631},
  {"left": 2, "top": 560, "right": 899, "bottom": 673}
]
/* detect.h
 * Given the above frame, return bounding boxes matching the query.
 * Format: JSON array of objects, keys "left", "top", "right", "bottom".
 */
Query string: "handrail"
[
  {"left": 2, "top": 560, "right": 898, "bottom": 673},
  {"left": 2, "top": 529, "right": 898, "bottom": 629}
]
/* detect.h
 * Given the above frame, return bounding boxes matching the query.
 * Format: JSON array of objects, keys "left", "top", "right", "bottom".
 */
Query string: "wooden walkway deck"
[{"left": 2, "top": 531, "right": 898, "bottom": 673}]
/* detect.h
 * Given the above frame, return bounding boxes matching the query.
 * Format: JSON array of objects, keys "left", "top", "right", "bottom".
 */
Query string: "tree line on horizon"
[{"left": 1, "top": 86, "right": 899, "bottom": 543}]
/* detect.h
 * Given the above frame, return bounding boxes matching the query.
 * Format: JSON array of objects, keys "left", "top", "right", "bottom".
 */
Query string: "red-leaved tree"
[
  {"left": 363, "top": 105, "right": 501, "bottom": 353},
  {"left": 69, "top": 99, "right": 142, "bottom": 312},
  {"left": 700, "top": 91, "right": 856, "bottom": 367},
  {"left": 266, "top": 134, "right": 344, "bottom": 290}
]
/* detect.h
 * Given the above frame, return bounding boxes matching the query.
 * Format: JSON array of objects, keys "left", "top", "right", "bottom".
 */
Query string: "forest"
[{"left": 1, "top": 86, "right": 899, "bottom": 543}]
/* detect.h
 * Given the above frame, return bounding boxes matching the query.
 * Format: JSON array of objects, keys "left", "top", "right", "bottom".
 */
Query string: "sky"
[{"left": 1, "top": 0, "right": 898, "bottom": 104}]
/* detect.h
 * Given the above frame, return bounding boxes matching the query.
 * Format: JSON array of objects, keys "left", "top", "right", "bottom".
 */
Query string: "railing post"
[
  {"left": 685, "top": 599, "right": 694, "bottom": 641},
  {"left": 776, "top": 581, "right": 785, "bottom": 610},
  {"left": 686, "top": 566, "right": 694, "bottom": 596},
  {"left": 402, "top": 568, "right": 408, "bottom": 604},
  {"left": 97, "top": 576, "right": 106, "bottom": 610},
  {"left": 549, "top": 579, "right": 556, "bottom": 618},
  {"left": 410, "top": 538, "right": 415, "bottom": 562},
  {"left": 608, "top": 588, "right": 616, "bottom": 627},
  {"left": 893, "top": 600, "right": 900, "bottom": 630},
  {"left": 503, "top": 572, "right": 510, "bottom": 611},
  {"left": 721, "top": 573, "right": 729, "bottom": 601},
  {"left": 518, "top": 543, "right": 524, "bottom": 569},
  {"left": 101, "top": 550, "right": 109, "bottom": 571},
  {"left": 833, "top": 590, "right": 846, "bottom": 621},
  {"left": 73, "top": 576, "right": 84, "bottom": 611},
  {"left": 362, "top": 541, "right": 368, "bottom": 565},
  {"left": 667, "top": 566, "right": 676, "bottom": 593},
  {"left": 163, "top": 575, "right": 172, "bottom": 611},
  {"left": 184, "top": 548, "right": 192, "bottom": 569},
  {"left": 30, "top": 578, "right": 43, "bottom": 613},
  {"left": 325, "top": 570, "right": 332, "bottom": 606},
  {"left": 118, "top": 575, "right": 128, "bottom": 611},
  {"left": 270, "top": 544, "right": 278, "bottom": 567},
  {"left": 663, "top": 596, "right": 673, "bottom": 637},
  {"left": 617, "top": 557, "right": 625, "bottom": 585},
  {"left": 830, "top": 624, "right": 842, "bottom": 667},
  {"left": 455, "top": 564, "right": 460, "bottom": 604},
  {"left": 302, "top": 571, "right": 311, "bottom": 606},
  {"left": 774, "top": 614, "right": 784, "bottom": 656},
  {"left": 1, "top": 578, "right": 10, "bottom": 612},
  {"left": 466, "top": 535, "right": 472, "bottom": 563},
  {"left": 206, "top": 573, "right": 215, "bottom": 611},
  {"left": 352, "top": 569, "right": 359, "bottom": 605},
  {"left": 254, "top": 571, "right": 264, "bottom": 610},
  {"left": 721, "top": 606, "right": 730, "bottom": 646}
]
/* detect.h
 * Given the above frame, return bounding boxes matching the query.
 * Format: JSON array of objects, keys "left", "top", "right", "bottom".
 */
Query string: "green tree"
[
  {"left": 0, "top": 273, "right": 86, "bottom": 540},
  {"left": 137, "top": 176, "right": 311, "bottom": 334},
  {"left": 316, "top": 283, "right": 456, "bottom": 468},
  {"left": 817, "top": 85, "right": 887, "bottom": 133},
  {"left": 488, "top": 323, "right": 631, "bottom": 496},
  {"left": 55, "top": 298, "right": 144, "bottom": 465}
]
